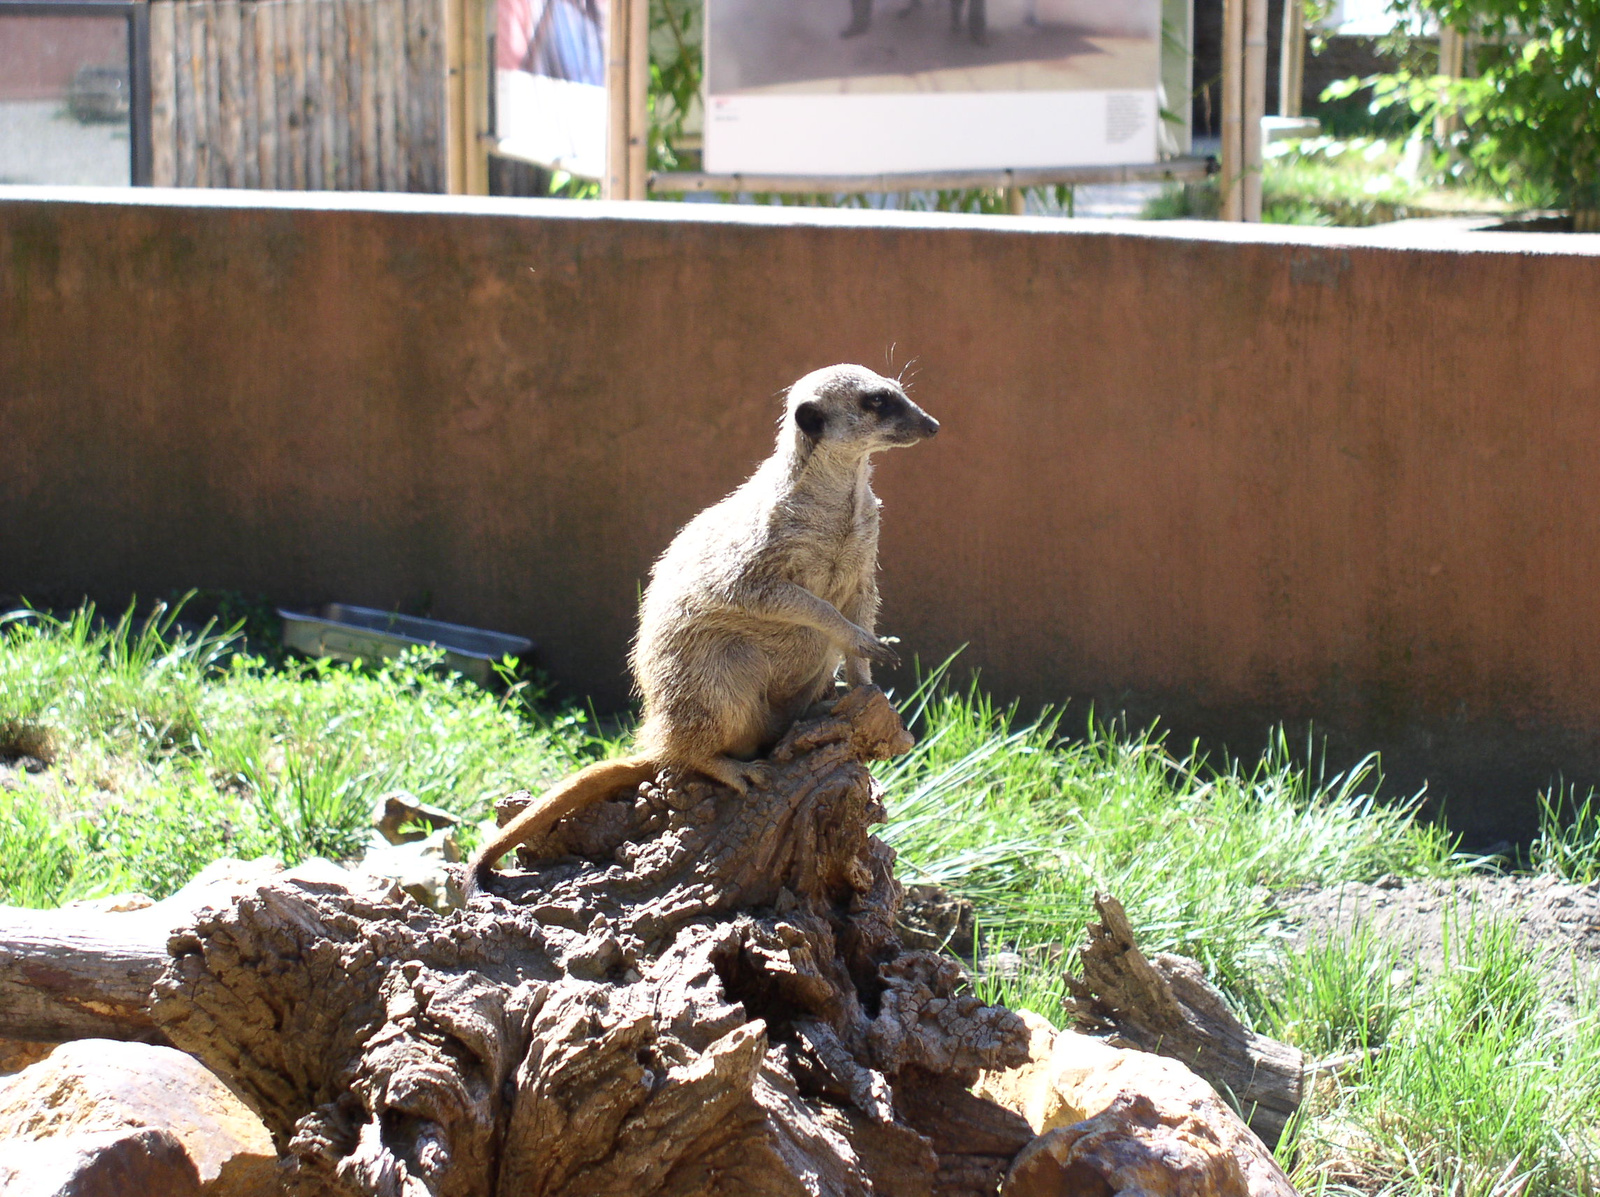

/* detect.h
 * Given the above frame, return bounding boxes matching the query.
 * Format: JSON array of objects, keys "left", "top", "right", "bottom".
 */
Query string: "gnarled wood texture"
[
  {"left": 1065, "top": 893, "right": 1305, "bottom": 1148},
  {"left": 149, "top": 687, "right": 1034, "bottom": 1196}
]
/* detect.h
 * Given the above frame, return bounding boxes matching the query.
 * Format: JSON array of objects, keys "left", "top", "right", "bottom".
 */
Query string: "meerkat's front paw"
[{"left": 853, "top": 632, "right": 901, "bottom": 670}]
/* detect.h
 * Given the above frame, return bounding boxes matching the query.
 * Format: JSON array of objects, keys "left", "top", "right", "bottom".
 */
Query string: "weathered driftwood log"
[
  {"left": 146, "top": 687, "right": 1035, "bottom": 1196},
  {"left": 0, "top": 858, "right": 293, "bottom": 1049},
  {"left": 1064, "top": 893, "right": 1305, "bottom": 1148},
  {"left": 0, "top": 907, "right": 171, "bottom": 1045}
]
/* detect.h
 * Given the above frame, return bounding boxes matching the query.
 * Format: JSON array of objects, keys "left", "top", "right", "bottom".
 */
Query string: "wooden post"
[
  {"left": 1220, "top": 0, "right": 1242, "bottom": 220},
  {"left": 375, "top": 0, "right": 398, "bottom": 189},
  {"left": 1279, "top": 0, "right": 1304, "bottom": 117},
  {"left": 604, "top": 0, "right": 629, "bottom": 199},
  {"left": 332, "top": 0, "right": 351, "bottom": 189},
  {"left": 304, "top": 0, "right": 324, "bottom": 188},
  {"left": 445, "top": 0, "right": 463, "bottom": 191},
  {"left": 318, "top": 0, "right": 338, "bottom": 186},
  {"left": 625, "top": 0, "right": 649, "bottom": 200},
  {"left": 287, "top": 0, "right": 307, "bottom": 189},
  {"left": 150, "top": 1, "right": 176, "bottom": 185},
  {"left": 196, "top": 0, "right": 218, "bottom": 185},
  {"left": 445, "top": 0, "right": 486, "bottom": 193},
  {"left": 354, "top": 0, "right": 376, "bottom": 189},
  {"left": 1241, "top": 0, "right": 1266, "bottom": 220},
  {"left": 1005, "top": 186, "right": 1025, "bottom": 215},
  {"left": 465, "top": 0, "right": 489, "bottom": 193},
  {"left": 216, "top": 0, "right": 242, "bottom": 187}
]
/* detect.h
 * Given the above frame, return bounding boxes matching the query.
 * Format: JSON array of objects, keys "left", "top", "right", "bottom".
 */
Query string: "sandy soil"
[{"left": 1277, "top": 872, "right": 1600, "bottom": 999}]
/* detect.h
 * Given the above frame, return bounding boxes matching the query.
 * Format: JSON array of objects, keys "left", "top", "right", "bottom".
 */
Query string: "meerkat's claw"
[
  {"left": 701, "top": 756, "right": 772, "bottom": 794},
  {"left": 861, "top": 637, "right": 901, "bottom": 670}
]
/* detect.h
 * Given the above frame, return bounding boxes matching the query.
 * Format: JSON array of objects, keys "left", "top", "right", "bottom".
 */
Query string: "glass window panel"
[{"left": 0, "top": 14, "right": 132, "bottom": 185}]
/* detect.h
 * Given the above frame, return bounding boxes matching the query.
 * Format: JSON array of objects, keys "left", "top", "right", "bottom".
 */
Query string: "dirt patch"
[
  {"left": 1276, "top": 872, "right": 1600, "bottom": 999},
  {"left": 0, "top": 720, "right": 54, "bottom": 766}
]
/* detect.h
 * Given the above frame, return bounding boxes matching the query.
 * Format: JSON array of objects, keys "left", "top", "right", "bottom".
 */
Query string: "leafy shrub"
[{"left": 1334, "top": 0, "right": 1600, "bottom": 214}]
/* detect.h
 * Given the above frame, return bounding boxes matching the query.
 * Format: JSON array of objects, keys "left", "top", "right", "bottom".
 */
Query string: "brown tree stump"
[{"left": 149, "top": 687, "right": 1035, "bottom": 1197}]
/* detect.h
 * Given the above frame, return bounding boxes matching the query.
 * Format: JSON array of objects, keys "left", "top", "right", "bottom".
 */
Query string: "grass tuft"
[
  {"left": 1530, "top": 786, "right": 1600, "bottom": 883},
  {"left": 1261, "top": 920, "right": 1412, "bottom": 1060},
  {"left": 877, "top": 660, "right": 1466, "bottom": 1024},
  {"left": 0, "top": 599, "right": 611, "bottom": 903}
]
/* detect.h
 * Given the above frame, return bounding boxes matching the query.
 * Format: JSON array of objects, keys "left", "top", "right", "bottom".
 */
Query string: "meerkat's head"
[{"left": 784, "top": 364, "right": 940, "bottom": 459}]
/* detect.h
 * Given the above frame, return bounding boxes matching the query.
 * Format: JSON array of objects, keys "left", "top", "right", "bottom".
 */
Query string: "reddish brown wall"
[{"left": 4, "top": 189, "right": 1599, "bottom": 842}]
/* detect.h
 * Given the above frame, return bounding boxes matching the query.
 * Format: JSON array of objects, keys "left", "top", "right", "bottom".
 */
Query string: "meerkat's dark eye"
[{"left": 861, "top": 390, "right": 897, "bottom": 414}]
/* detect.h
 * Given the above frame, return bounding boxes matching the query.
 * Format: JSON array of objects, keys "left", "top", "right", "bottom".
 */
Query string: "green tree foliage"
[
  {"left": 648, "top": 0, "right": 703, "bottom": 170},
  {"left": 1334, "top": 1, "right": 1600, "bottom": 214}
]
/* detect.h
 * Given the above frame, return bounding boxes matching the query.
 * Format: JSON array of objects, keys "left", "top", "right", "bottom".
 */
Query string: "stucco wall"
[{"left": 4, "top": 187, "right": 1599, "bottom": 842}]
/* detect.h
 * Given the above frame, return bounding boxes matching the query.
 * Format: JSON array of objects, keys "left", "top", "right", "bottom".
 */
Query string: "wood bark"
[
  {"left": 0, "top": 696, "right": 1312, "bottom": 1196},
  {"left": 138, "top": 687, "right": 1032, "bottom": 1196},
  {"left": 0, "top": 863, "right": 293, "bottom": 1046},
  {"left": 1065, "top": 893, "right": 1304, "bottom": 1148},
  {"left": 0, "top": 910, "right": 169, "bottom": 1045}
]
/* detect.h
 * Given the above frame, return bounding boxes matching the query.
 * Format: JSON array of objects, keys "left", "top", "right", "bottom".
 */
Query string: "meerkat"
[{"left": 465, "top": 363, "right": 940, "bottom": 898}]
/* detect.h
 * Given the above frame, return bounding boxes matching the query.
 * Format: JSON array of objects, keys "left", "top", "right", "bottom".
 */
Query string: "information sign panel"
[
  {"left": 496, "top": 0, "right": 609, "bottom": 179},
  {"left": 704, "top": 0, "right": 1161, "bottom": 175}
]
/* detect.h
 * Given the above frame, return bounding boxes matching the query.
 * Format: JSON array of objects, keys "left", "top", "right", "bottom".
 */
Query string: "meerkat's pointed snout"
[{"left": 892, "top": 399, "right": 938, "bottom": 445}]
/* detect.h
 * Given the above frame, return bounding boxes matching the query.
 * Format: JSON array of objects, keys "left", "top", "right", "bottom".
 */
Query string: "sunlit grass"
[
  {"left": 1529, "top": 786, "right": 1600, "bottom": 884},
  {"left": 0, "top": 598, "right": 612, "bottom": 904},
  {"left": 1280, "top": 911, "right": 1600, "bottom": 1197},
  {"left": 1142, "top": 136, "right": 1515, "bottom": 227},
  {"left": 877, "top": 662, "right": 1463, "bottom": 1023},
  {"left": 9, "top": 599, "right": 1579, "bottom": 1197}
]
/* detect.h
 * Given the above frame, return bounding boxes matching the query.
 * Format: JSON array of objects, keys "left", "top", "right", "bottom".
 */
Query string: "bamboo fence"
[{"left": 148, "top": 0, "right": 447, "bottom": 191}]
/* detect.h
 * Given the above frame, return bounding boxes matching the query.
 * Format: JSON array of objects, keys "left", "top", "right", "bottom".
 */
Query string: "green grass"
[
  {"left": 1280, "top": 912, "right": 1600, "bottom": 1197},
  {"left": 0, "top": 598, "right": 611, "bottom": 905},
  {"left": 11, "top": 600, "right": 1599, "bottom": 1196},
  {"left": 1259, "top": 136, "right": 1436, "bottom": 227},
  {"left": 1143, "top": 136, "right": 1515, "bottom": 227},
  {"left": 877, "top": 667, "right": 1461, "bottom": 1023},
  {"left": 1259, "top": 919, "right": 1412, "bottom": 1060},
  {"left": 1529, "top": 787, "right": 1600, "bottom": 884}
]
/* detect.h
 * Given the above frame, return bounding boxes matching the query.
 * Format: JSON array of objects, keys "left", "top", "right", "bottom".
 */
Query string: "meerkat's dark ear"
[{"left": 794, "top": 401, "right": 827, "bottom": 440}]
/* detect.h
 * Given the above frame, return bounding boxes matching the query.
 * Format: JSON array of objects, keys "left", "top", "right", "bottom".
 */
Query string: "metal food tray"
[{"left": 278, "top": 604, "right": 533, "bottom": 686}]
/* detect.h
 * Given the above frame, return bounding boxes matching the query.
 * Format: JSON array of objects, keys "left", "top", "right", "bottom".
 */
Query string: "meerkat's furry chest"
[{"left": 772, "top": 481, "right": 879, "bottom": 607}]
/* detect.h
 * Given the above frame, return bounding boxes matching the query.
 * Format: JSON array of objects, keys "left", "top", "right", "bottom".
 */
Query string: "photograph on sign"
[
  {"left": 496, "top": 0, "right": 608, "bottom": 179},
  {"left": 704, "top": 0, "right": 1161, "bottom": 175}
]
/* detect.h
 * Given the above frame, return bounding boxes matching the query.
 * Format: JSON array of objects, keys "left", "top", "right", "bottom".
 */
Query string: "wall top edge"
[{"left": 3, "top": 185, "right": 1598, "bottom": 258}]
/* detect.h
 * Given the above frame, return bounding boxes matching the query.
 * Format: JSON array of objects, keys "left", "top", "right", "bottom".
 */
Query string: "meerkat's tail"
[{"left": 465, "top": 754, "right": 658, "bottom": 900}]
